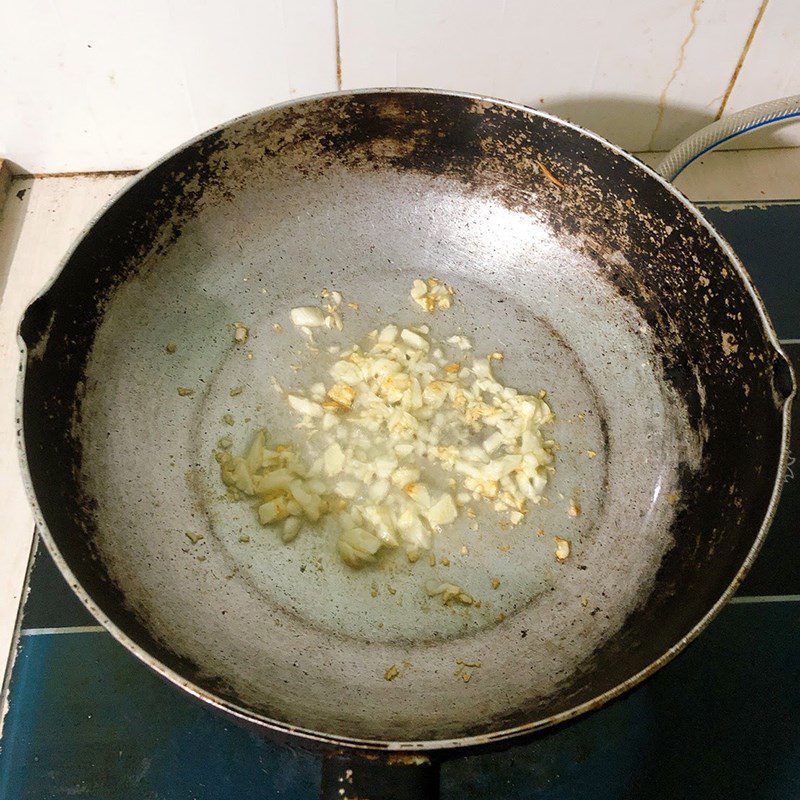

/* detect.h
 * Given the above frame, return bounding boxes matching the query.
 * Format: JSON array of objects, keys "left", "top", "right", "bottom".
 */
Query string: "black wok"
[{"left": 17, "top": 90, "right": 794, "bottom": 798}]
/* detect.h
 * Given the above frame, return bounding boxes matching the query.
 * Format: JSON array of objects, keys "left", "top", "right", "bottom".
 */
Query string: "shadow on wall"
[{"left": 536, "top": 94, "right": 798, "bottom": 153}]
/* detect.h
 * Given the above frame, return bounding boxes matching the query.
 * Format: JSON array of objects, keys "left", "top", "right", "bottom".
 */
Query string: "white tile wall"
[
  {"left": 165, "top": 0, "right": 339, "bottom": 132},
  {"left": 720, "top": 0, "right": 800, "bottom": 148},
  {"left": 0, "top": 0, "right": 337, "bottom": 173},
  {"left": 337, "top": 0, "right": 761, "bottom": 151},
  {"left": 0, "top": 0, "right": 798, "bottom": 179}
]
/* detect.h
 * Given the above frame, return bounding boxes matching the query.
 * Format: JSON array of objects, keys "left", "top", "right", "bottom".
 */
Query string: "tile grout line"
[
  {"left": 333, "top": 0, "right": 342, "bottom": 90},
  {"left": 716, "top": 0, "right": 770, "bottom": 120},
  {"left": 20, "top": 626, "right": 106, "bottom": 636},
  {"left": 699, "top": 199, "right": 800, "bottom": 206},
  {"left": 730, "top": 595, "right": 800, "bottom": 604}
]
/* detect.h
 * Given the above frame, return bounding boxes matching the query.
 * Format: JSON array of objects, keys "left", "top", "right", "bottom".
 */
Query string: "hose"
[{"left": 655, "top": 94, "right": 800, "bottom": 181}]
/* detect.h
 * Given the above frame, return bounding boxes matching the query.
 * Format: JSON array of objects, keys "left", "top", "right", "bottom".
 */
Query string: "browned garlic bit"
[
  {"left": 384, "top": 664, "right": 399, "bottom": 681},
  {"left": 554, "top": 536, "right": 571, "bottom": 561},
  {"left": 426, "top": 581, "right": 474, "bottom": 605},
  {"left": 568, "top": 498, "right": 582, "bottom": 517},
  {"left": 410, "top": 278, "right": 455, "bottom": 312},
  {"left": 455, "top": 659, "right": 482, "bottom": 683},
  {"left": 177, "top": 387, "right": 194, "bottom": 397},
  {"left": 233, "top": 322, "right": 249, "bottom": 345},
  {"left": 325, "top": 383, "right": 355, "bottom": 410}
]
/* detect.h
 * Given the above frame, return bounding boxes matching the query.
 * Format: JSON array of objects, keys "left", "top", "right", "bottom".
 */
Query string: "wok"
[{"left": 17, "top": 90, "right": 794, "bottom": 798}]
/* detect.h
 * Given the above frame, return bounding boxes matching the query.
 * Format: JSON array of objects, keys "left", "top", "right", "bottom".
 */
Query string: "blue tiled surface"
[
  {"left": 2, "top": 604, "right": 800, "bottom": 800},
  {"left": 448, "top": 602, "right": 800, "bottom": 800},
  {"left": 1, "top": 203, "right": 798, "bottom": 799},
  {"left": 738, "top": 346, "right": 799, "bottom": 597},
  {"left": 20, "top": 544, "right": 95, "bottom": 630},
  {"left": 702, "top": 204, "right": 800, "bottom": 340},
  {"left": 0, "top": 633, "right": 319, "bottom": 800}
]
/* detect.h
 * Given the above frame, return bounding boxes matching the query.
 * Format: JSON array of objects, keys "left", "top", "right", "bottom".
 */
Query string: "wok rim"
[{"left": 15, "top": 86, "right": 795, "bottom": 753}]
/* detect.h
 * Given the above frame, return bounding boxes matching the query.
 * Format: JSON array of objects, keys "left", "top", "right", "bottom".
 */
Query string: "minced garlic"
[
  {"left": 217, "top": 321, "right": 555, "bottom": 569},
  {"left": 410, "top": 277, "right": 455, "bottom": 312},
  {"left": 291, "top": 290, "right": 344, "bottom": 333}
]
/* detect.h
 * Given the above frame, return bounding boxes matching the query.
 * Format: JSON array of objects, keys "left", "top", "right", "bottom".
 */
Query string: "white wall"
[{"left": 1, "top": 0, "right": 798, "bottom": 173}]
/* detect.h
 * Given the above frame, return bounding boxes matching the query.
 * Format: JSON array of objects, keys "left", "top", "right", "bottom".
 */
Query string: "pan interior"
[{"left": 77, "top": 162, "right": 690, "bottom": 741}]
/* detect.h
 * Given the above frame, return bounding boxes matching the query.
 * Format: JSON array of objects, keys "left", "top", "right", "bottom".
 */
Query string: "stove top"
[{"left": 2, "top": 202, "right": 798, "bottom": 800}]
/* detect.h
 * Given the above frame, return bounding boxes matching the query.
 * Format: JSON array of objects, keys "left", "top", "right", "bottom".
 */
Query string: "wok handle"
[
  {"left": 320, "top": 750, "right": 440, "bottom": 800},
  {"left": 774, "top": 349, "right": 796, "bottom": 404},
  {"left": 19, "top": 291, "right": 54, "bottom": 351}
]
